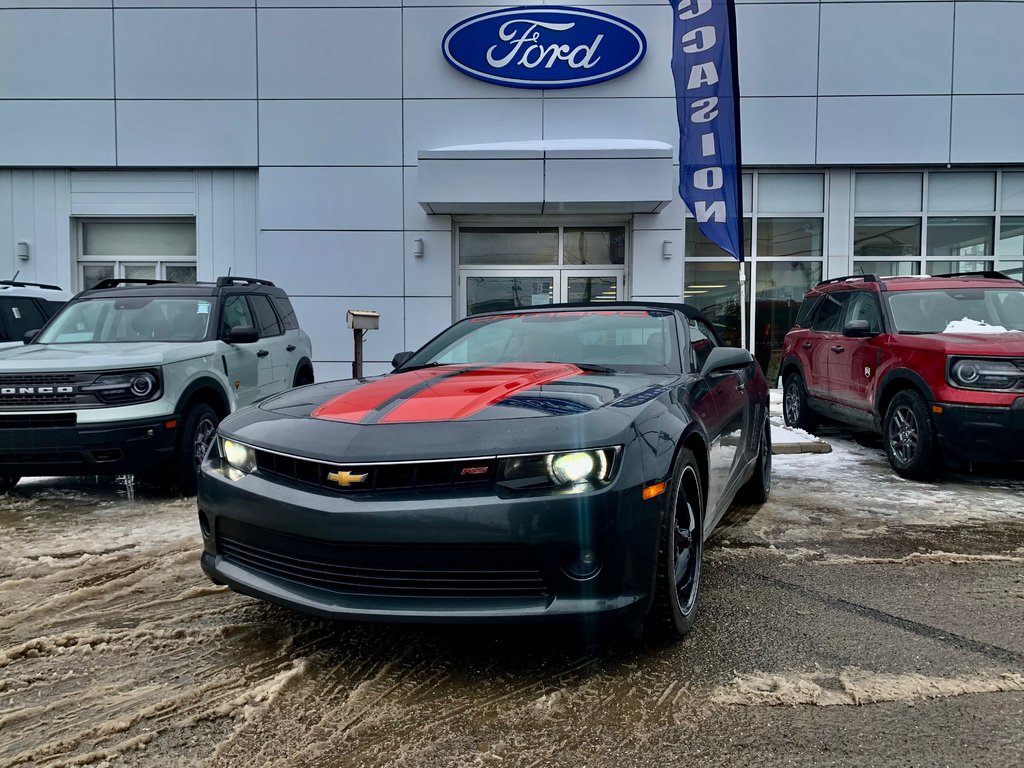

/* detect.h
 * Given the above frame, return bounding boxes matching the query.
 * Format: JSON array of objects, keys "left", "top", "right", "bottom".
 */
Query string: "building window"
[
  {"left": 77, "top": 219, "right": 197, "bottom": 290},
  {"left": 684, "top": 171, "right": 825, "bottom": 383}
]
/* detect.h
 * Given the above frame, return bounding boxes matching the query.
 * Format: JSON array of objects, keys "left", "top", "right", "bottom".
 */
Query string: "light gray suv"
[{"left": 0, "top": 276, "right": 313, "bottom": 494}]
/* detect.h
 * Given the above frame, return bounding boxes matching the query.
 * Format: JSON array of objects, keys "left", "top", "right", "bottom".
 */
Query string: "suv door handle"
[
  {"left": 801, "top": 341, "right": 812, "bottom": 350},
  {"left": 257, "top": 350, "right": 269, "bottom": 358},
  {"left": 286, "top": 344, "right": 296, "bottom": 352},
  {"left": 830, "top": 344, "right": 845, "bottom": 354}
]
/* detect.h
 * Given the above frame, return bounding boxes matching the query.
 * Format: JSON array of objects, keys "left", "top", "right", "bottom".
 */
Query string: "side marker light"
[
  {"left": 165, "top": 420, "right": 177, "bottom": 429},
  {"left": 643, "top": 482, "right": 667, "bottom": 500},
  {"left": 932, "top": 406, "right": 943, "bottom": 414}
]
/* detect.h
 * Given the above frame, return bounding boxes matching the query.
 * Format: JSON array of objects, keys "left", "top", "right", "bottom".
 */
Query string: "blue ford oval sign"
[{"left": 442, "top": 7, "right": 647, "bottom": 90}]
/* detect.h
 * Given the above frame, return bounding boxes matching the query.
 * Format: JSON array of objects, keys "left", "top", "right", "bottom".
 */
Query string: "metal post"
[
  {"left": 738, "top": 261, "right": 747, "bottom": 350},
  {"left": 353, "top": 329, "right": 363, "bottom": 379}
]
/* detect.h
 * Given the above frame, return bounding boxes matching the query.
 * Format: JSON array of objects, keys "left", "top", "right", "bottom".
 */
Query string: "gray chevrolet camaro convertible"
[{"left": 198, "top": 303, "right": 772, "bottom": 639}]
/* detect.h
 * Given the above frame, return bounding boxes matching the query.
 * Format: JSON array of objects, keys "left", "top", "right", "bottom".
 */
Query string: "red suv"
[{"left": 780, "top": 272, "right": 1024, "bottom": 479}]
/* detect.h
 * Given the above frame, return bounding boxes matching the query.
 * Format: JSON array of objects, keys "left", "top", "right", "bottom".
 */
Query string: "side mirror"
[
  {"left": 843, "top": 319, "right": 878, "bottom": 338},
  {"left": 23, "top": 329, "right": 40, "bottom": 344},
  {"left": 700, "top": 346, "right": 754, "bottom": 378},
  {"left": 391, "top": 351, "right": 414, "bottom": 369},
  {"left": 225, "top": 325, "right": 259, "bottom": 344}
]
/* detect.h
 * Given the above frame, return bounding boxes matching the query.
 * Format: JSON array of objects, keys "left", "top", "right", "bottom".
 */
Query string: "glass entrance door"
[{"left": 457, "top": 224, "right": 627, "bottom": 316}]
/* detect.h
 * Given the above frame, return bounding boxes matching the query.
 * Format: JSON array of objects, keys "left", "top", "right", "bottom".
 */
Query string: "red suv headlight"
[{"left": 948, "top": 357, "right": 1024, "bottom": 391}]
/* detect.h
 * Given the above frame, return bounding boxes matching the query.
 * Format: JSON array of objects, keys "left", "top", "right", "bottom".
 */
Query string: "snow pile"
[{"left": 943, "top": 317, "right": 1008, "bottom": 334}]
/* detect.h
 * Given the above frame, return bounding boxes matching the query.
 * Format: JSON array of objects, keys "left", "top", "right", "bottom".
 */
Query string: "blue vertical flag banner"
[{"left": 669, "top": 0, "right": 743, "bottom": 261}]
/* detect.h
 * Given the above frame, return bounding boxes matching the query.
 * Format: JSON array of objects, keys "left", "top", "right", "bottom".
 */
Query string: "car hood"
[
  {"left": 899, "top": 331, "right": 1024, "bottom": 354},
  {"left": 0, "top": 342, "right": 209, "bottom": 370},
  {"left": 222, "top": 363, "right": 680, "bottom": 462}
]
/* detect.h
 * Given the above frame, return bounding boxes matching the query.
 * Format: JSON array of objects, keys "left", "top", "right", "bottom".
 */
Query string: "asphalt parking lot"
[{"left": 1, "top": 421, "right": 1022, "bottom": 768}]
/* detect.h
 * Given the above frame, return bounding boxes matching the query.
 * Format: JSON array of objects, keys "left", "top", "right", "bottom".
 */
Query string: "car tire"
[
  {"left": 883, "top": 390, "right": 939, "bottom": 480},
  {"left": 0, "top": 475, "right": 20, "bottom": 493},
  {"left": 647, "top": 447, "right": 704, "bottom": 640},
  {"left": 783, "top": 372, "right": 816, "bottom": 432},
  {"left": 174, "top": 403, "right": 219, "bottom": 495},
  {"left": 736, "top": 410, "right": 772, "bottom": 505}
]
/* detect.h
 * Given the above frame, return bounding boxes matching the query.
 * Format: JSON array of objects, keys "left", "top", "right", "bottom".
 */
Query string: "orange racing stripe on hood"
[
  {"left": 311, "top": 367, "right": 456, "bottom": 423},
  {"left": 380, "top": 363, "right": 582, "bottom": 423},
  {"left": 312, "top": 363, "right": 584, "bottom": 424}
]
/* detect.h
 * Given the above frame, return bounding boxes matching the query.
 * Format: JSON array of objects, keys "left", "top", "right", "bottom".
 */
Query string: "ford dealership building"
[{"left": 1, "top": 1, "right": 1023, "bottom": 381}]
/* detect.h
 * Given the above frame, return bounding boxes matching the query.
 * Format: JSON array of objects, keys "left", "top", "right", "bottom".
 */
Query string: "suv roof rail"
[
  {"left": 815, "top": 274, "right": 886, "bottom": 290},
  {"left": 90, "top": 278, "right": 176, "bottom": 290},
  {"left": 215, "top": 276, "right": 276, "bottom": 288},
  {"left": 0, "top": 279, "right": 63, "bottom": 291},
  {"left": 933, "top": 270, "right": 1020, "bottom": 282}
]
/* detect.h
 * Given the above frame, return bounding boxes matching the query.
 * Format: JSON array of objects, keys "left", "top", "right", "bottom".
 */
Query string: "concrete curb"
[{"left": 772, "top": 441, "right": 833, "bottom": 455}]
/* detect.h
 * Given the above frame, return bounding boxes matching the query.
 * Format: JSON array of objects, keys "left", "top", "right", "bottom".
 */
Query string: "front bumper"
[
  {"left": 932, "top": 397, "right": 1024, "bottom": 466},
  {"left": 0, "top": 413, "right": 180, "bottom": 476},
  {"left": 197, "top": 458, "right": 662, "bottom": 629}
]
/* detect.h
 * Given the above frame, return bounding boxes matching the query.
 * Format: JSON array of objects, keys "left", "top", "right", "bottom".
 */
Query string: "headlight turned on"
[
  {"left": 497, "top": 448, "right": 616, "bottom": 491},
  {"left": 220, "top": 437, "right": 257, "bottom": 479},
  {"left": 949, "top": 357, "right": 1024, "bottom": 391}
]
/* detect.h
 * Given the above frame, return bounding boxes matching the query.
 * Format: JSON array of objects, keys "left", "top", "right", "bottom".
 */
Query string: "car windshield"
[
  {"left": 886, "top": 287, "right": 1024, "bottom": 334},
  {"left": 37, "top": 297, "right": 213, "bottom": 343},
  {"left": 401, "top": 309, "right": 680, "bottom": 373}
]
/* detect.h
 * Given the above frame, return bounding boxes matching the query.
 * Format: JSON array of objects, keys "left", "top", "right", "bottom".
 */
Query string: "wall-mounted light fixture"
[
  {"left": 413, "top": 238, "right": 424, "bottom": 258},
  {"left": 16, "top": 241, "right": 30, "bottom": 261},
  {"left": 661, "top": 240, "right": 672, "bottom": 259}
]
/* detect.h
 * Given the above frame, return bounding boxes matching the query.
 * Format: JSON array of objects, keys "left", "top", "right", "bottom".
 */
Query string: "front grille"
[
  {"left": 253, "top": 448, "right": 496, "bottom": 494},
  {"left": 0, "top": 413, "right": 76, "bottom": 428},
  {"left": 217, "top": 519, "right": 549, "bottom": 599}
]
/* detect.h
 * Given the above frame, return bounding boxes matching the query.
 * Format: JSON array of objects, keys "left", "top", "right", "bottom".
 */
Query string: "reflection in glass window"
[
  {"left": 757, "top": 173, "right": 824, "bottom": 214},
  {"left": 466, "top": 277, "right": 553, "bottom": 315},
  {"left": 997, "top": 217, "right": 1024, "bottom": 258},
  {"left": 927, "top": 172, "right": 996, "bottom": 212},
  {"left": 755, "top": 261, "right": 822, "bottom": 382},
  {"left": 566, "top": 276, "right": 617, "bottom": 303},
  {"left": 855, "top": 173, "right": 922, "bottom": 212},
  {"left": 854, "top": 218, "right": 921, "bottom": 257},
  {"left": 926, "top": 260, "right": 994, "bottom": 276},
  {"left": 685, "top": 219, "right": 751, "bottom": 259},
  {"left": 756, "top": 218, "right": 823, "bottom": 259},
  {"left": 563, "top": 228, "right": 625, "bottom": 265},
  {"left": 854, "top": 260, "right": 920, "bottom": 277},
  {"left": 926, "top": 217, "right": 994, "bottom": 258},
  {"left": 459, "top": 228, "right": 558, "bottom": 266},
  {"left": 683, "top": 261, "right": 750, "bottom": 348}
]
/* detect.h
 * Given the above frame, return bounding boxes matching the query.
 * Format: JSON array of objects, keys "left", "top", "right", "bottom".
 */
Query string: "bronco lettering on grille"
[{"left": 0, "top": 386, "right": 75, "bottom": 395}]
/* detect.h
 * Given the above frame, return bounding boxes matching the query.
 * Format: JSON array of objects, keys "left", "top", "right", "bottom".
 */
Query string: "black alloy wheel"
[
  {"left": 883, "top": 390, "right": 938, "bottom": 480},
  {"left": 737, "top": 410, "right": 772, "bottom": 504},
  {"left": 649, "top": 447, "right": 704, "bottom": 639},
  {"left": 174, "top": 403, "right": 220, "bottom": 495},
  {"left": 0, "top": 475, "right": 20, "bottom": 493},
  {"left": 783, "top": 372, "right": 816, "bottom": 432}
]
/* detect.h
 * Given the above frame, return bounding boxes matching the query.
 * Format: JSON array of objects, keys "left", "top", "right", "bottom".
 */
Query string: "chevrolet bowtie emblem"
[{"left": 327, "top": 470, "right": 368, "bottom": 487}]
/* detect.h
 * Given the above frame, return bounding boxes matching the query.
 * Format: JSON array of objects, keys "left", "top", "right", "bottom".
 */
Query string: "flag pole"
[{"left": 739, "top": 261, "right": 746, "bottom": 350}]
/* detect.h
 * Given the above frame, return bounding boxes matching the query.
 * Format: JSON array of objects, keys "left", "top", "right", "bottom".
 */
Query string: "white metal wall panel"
[
  {"left": 404, "top": 297, "right": 453, "bottom": 350},
  {"left": 817, "top": 96, "right": 951, "bottom": 165},
  {"left": 405, "top": 100, "right": 544, "bottom": 166},
  {"left": 819, "top": 3, "right": 954, "bottom": 96},
  {"left": 116, "top": 101, "right": 258, "bottom": 167},
  {"left": 951, "top": 97, "right": 1024, "bottom": 164},
  {"left": 258, "top": 231, "right": 404, "bottom": 296},
  {"left": 70, "top": 171, "right": 196, "bottom": 216},
  {"left": 543, "top": 99, "right": 678, "bottom": 162},
  {"left": 259, "top": 168, "right": 404, "bottom": 230},
  {"left": 0, "top": 2, "right": 109, "bottom": 7},
  {"left": 404, "top": 169, "right": 450, "bottom": 232},
  {"left": 116, "top": 1, "right": 253, "bottom": 6},
  {"left": 403, "top": 231, "right": 453, "bottom": 297},
  {"left": 631, "top": 230, "right": 685, "bottom": 299},
  {"left": 196, "top": 171, "right": 259, "bottom": 282},
  {"left": 0, "top": 173, "right": 13, "bottom": 279},
  {"left": 259, "top": 101, "right": 403, "bottom": 167},
  {"left": 735, "top": 4, "right": 819, "bottom": 97},
  {"left": 954, "top": 3, "right": 1024, "bottom": 94},
  {"left": 740, "top": 98, "right": 818, "bottom": 166},
  {"left": 6, "top": 171, "right": 73, "bottom": 290},
  {"left": 292, "top": 296, "right": 405, "bottom": 363},
  {"left": 0, "top": 102, "right": 116, "bottom": 167},
  {"left": 0, "top": 10, "right": 113, "bottom": 98},
  {"left": 114, "top": 9, "right": 257, "bottom": 99},
  {"left": 257, "top": 9, "right": 402, "bottom": 99}
]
